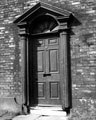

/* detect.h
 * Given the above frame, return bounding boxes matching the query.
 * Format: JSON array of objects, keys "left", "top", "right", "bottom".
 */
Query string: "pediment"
[{"left": 14, "top": 1, "right": 80, "bottom": 27}]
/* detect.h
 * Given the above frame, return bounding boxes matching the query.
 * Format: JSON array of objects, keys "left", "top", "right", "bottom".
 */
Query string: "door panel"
[
  {"left": 29, "top": 37, "right": 61, "bottom": 105},
  {"left": 50, "top": 82, "right": 59, "bottom": 98},
  {"left": 49, "top": 49, "right": 58, "bottom": 72},
  {"left": 38, "top": 82, "right": 45, "bottom": 98},
  {"left": 37, "top": 51, "right": 44, "bottom": 72},
  {"left": 48, "top": 38, "right": 58, "bottom": 45}
]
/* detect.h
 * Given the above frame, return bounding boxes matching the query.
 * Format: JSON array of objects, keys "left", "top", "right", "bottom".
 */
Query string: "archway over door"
[{"left": 14, "top": 1, "right": 80, "bottom": 112}]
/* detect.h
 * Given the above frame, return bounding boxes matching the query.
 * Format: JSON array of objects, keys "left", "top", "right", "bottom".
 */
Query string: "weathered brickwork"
[
  {"left": 42, "top": 0, "right": 96, "bottom": 108},
  {"left": 0, "top": 0, "right": 96, "bottom": 113},
  {"left": 67, "top": 0, "right": 96, "bottom": 108},
  {"left": 0, "top": 0, "right": 39, "bottom": 113}
]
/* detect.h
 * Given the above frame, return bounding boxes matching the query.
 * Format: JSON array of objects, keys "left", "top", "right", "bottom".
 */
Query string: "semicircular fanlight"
[{"left": 30, "top": 15, "right": 58, "bottom": 34}]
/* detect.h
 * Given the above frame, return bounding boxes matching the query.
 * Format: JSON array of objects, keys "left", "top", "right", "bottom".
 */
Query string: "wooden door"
[{"left": 29, "top": 37, "right": 61, "bottom": 106}]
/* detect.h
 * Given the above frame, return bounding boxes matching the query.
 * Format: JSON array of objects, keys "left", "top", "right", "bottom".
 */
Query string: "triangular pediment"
[{"left": 14, "top": 1, "right": 80, "bottom": 26}]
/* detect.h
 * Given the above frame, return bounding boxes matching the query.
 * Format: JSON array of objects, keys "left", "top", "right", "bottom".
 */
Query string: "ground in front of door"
[{"left": 12, "top": 107, "right": 68, "bottom": 120}]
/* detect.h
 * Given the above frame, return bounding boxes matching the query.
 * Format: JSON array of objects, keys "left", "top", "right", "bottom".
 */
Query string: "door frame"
[{"left": 24, "top": 31, "right": 72, "bottom": 110}]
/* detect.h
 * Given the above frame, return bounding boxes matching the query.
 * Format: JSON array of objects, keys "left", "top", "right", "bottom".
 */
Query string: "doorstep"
[
  {"left": 13, "top": 106, "right": 67, "bottom": 120},
  {"left": 30, "top": 106, "right": 67, "bottom": 116}
]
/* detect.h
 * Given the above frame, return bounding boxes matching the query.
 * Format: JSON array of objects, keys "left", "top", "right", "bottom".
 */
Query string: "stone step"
[
  {"left": 37, "top": 116, "right": 68, "bottom": 120},
  {"left": 30, "top": 106, "right": 67, "bottom": 116}
]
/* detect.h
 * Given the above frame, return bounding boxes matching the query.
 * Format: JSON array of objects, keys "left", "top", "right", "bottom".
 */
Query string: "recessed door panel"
[
  {"left": 50, "top": 82, "right": 59, "bottom": 98},
  {"left": 37, "top": 51, "right": 44, "bottom": 72},
  {"left": 49, "top": 49, "right": 58, "bottom": 72},
  {"left": 48, "top": 38, "right": 58, "bottom": 45},
  {"left": 38, "top": 82, "right": 45, "bottom": 98}
]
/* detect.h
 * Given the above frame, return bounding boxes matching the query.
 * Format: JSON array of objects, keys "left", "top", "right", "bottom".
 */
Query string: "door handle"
[{"left": 43, "top": 73, "right": 51, "bottom": 77}]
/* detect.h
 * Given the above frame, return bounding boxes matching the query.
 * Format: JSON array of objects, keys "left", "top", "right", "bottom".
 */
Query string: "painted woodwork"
[{"left": 29, "top": 37, "right": 61, "bottom": 105}]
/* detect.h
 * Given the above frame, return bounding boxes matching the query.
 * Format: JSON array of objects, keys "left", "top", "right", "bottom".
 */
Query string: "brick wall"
[
  {"left": 0, "top": 0, "right": 96, "bottom": 114},
  {"left": 65, "top": 0, "right": 96, "bottom": 108},
  {"left": 0, "top": 0, "right": 38, "bottom": 113},
  {"left": 42, "top": 0, "right": 96, "bottom": 108}
]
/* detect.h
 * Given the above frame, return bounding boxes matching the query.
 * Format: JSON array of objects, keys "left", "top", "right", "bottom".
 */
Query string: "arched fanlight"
[{"left": 29, "top": 15, "right": 58, "bottom": 34}]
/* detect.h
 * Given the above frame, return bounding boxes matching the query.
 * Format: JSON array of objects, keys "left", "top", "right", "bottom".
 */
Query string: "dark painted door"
[{"left": 29, "top": 37, "right": 61, "bottom": 106}]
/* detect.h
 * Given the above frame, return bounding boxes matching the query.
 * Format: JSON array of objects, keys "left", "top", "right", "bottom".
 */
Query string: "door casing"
[{"left": 24, "top": 32, "right": 71, "bottom": 110}]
